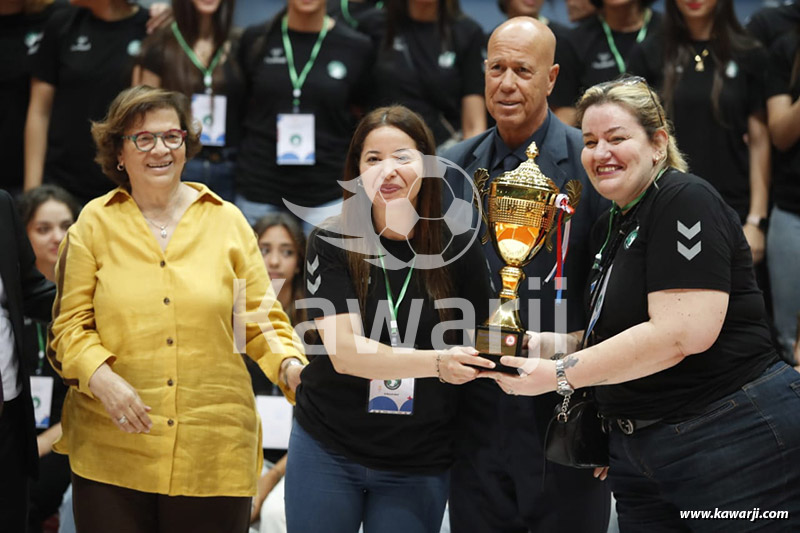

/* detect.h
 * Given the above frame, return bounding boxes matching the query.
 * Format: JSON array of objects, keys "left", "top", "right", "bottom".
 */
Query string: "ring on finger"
[{"left": 118, "top": 415, "right": 128, "bottom": 424}]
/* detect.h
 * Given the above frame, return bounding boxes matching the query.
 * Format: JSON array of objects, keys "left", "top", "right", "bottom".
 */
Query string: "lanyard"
[
  {"left": 35, "top": 322, "right": 46, "bottom": 376},
  {"left": 378, "top": 254, "right": 415, "bottom": 347},
  {"left": 281, "top": 15, "right": 331, "bottom": 111},
  {"left": 171, "top": 22, "right": 225, "bottom": 94},
  {"left": 599, "top": 8, "right": 652, "bottom": 74},
  {"left": 340, "top": 0, "right": 385, "bottom": 27},
  {"left": 583, "top": 168, "right": 665, "bottom": 348}
]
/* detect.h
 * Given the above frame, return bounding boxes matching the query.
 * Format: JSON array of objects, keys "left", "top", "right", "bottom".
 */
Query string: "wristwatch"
[
  {"left": 555, "top": 359, "right": 574, "bottom": 397},
  {"left": 745, "top": 214, "right": 768, "bottom": 232}
]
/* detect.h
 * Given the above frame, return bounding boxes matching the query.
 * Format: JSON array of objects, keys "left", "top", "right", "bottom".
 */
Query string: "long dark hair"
[
  {"left": 253, "top": 213, "right": 307, "bottom": 326},
  {"left": 662, "top": 0, "right": 759, "bottom": 120},
  {"left": 384, "top": 0, "right": 462, "bottom": 52},
  {"left": 340, "top": 105, "right": 453, "bottom": 321},
  {"left": 141, "top": 0, "right": 236, "bottom": 96}
]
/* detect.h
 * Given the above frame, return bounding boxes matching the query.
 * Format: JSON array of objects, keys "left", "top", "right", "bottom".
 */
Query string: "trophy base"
[{"left": 472, "top": 325, "right": 527, "bottom": 375}]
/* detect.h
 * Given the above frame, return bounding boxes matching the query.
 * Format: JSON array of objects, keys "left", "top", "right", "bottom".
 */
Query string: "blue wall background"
[{"left": 231, "top": 1, "right": 772, "bottom": 33}]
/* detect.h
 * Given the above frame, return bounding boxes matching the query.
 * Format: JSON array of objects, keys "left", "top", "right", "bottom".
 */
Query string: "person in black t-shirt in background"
[
  {"left": 136, "top": 0, "right": 243, "bottom": 202},
  {"left": 765, "top": 26, "right": 800, "bottom": 367},
  {"left": 286, "top": 105, "right": 493, "bottom": 533},
  {"left": 552, "top": 0, "right": 661, "bottom": 125},
  {"left": 488, "top": 77, "right": 800, "bottom": 531},
  {"left": 247, "top": 213, "right": 307, "bottom": 532},
  {"left": 23, "top": 0, "right": 157, "bottom": 205},
  {"left": 16, "top": 185, "right": 79, "bottom": 533},
  {"left": 746, "top": 0, "right": 800, "bottom": 48},
  {"left": 328, "top": 0, "right": 382, "bottom": 28},
  {"left": 496, "top": 0, "right": 570, "bottom": 42},
  {"left": 626, "top": 0, "right": 771, "bottom": 285},
  {"left": 0, "top": 0, "right": 68, "bottom": 197},
  {"left": 235, "top": 0, "right": 373, "bottom": 230},
  {"left": 566, "top": 0, "right": 597, "bottom": 23},
  {"left": 357, "top": 0, "right": 486, "bottom": 151}
]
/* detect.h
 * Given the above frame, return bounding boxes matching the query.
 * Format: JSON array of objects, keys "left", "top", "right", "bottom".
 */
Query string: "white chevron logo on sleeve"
[
  {"left": 677, "top": 220, "right": 701, "bottom": 239},
  {"left": 677, "top": 241, "right": 702, "bottom": 260},
  {"left": 307, "top": 275, "right": 321, "bottom": 294},
  {"left": 307, "top": 256, "right": 319, "bottom": 275}
]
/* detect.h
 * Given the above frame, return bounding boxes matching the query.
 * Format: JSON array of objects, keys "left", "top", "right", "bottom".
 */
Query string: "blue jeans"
[
  {"left": 235, "top": 194, "right": 342, "bottom": 235},
  {"left": 607, "top": 361, "right": 800, "bottom": 532},
  {"left": 184, "top": 158, "right": 235, "bottom": 202},
  {"left": 768, "top": 206, "right": 800, "bottom": 360},
  {"left": 285, "top": 422, "right": 449, "bottom": 533}
]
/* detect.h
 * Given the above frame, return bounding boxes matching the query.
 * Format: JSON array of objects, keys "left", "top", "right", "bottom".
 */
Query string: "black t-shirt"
[
  {"left": 236, "top": 20, "right": 372, "bottom": 207},
  {"left": 31, "top": 5, "right": 147, "bottom": 203},
  {"left": 138, "top": 28, "right": 246, "bottom": 149},
  {"left": 627, "top": 37, "right": 767, "bottom": 220},
  {"left": 357, "top": 11, "right": 485, "bottom": 146},
  {"left": 326, "top": 0, "right": 382, "bottom": 28},
  {"left": 0, "top": 2, "right": 67, "bottom": 192},
  {"left": 588, "top": 170, "right": 776, "bottom": 421},
  {"left": 295, "top": 226, "right": 491, "bottom": 473},
  {"left": 23, "top": 318, "right": 68, "bottom": 432},
  {"left": 551, "top": 10, "right": 663, "bottom": 109},
  {"left": 745, "top": 1, "right": 800, "bottom": 48},
  {"left": 766, "top": 31, "right": 800, "bottom": 216}
]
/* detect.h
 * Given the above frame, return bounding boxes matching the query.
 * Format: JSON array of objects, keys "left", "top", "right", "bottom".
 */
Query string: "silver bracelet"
[{"left": 436, "top": 353, "right": 446, "bottom": 383}]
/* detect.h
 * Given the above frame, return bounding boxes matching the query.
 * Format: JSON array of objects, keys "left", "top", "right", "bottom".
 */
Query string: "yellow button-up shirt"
[{"left": 49, "top": 184, "right": 306, "bottom": 497}]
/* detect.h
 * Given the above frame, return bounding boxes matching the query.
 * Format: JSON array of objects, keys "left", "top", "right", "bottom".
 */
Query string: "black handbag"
[{"left": 543, "top": 389, "right": 609, "bottom": 468}]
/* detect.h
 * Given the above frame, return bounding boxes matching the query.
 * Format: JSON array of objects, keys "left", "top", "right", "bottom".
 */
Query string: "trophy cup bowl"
[{"left": 472, "top": 142, "right": 579, "bottom": 373}]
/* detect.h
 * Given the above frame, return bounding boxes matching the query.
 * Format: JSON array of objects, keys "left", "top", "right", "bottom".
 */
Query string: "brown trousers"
[{"left": 71, "top": 473, "right": 251, "bottom": 533}]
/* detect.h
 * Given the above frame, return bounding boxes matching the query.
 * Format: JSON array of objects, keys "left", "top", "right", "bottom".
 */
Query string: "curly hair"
[{"left": 91, "top": 85, "right": 202, "bottom": 187}]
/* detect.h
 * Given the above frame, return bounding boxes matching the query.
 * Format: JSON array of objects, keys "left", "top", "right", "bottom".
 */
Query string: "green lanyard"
[
  {"left": 599, "top": 8, "right": 652, "bottom": 74},
  {"left": 35, "top": 322, "right": 46, "bottom": 376},
  {"left": 281, "top": 15, "right": 331, "bottom": 111},
  {"left": 592, "top": 167, "right": 666, "bottom": 270},
  {"left": 339, "top": 0, "right": 384, "bottom": 27},
  {"left": 378, "top": 254, "right": 415, "bottom": 347},
  {"left": 171, "top": 22, "right": 225, "bottom": 94}
]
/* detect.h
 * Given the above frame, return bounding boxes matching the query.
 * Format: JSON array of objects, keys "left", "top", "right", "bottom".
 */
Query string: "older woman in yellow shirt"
[{"left": 48, "top": 86, "right": 306, "bottom": 533}]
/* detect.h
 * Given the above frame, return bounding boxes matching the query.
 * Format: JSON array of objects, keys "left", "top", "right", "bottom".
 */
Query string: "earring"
[{"left": 117, "top": 162, "right": 124, "bottom": 171}]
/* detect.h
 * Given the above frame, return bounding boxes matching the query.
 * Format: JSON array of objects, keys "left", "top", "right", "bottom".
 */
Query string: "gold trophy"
[{"left": 473, "top": 142, "right": 581, "bottom": 373}]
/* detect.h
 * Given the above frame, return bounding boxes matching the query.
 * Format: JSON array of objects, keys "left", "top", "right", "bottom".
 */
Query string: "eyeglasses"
[
  {"left": 596, "top": 76, "right": 665, "bottom": 128},
  {"left": 122, "top": 129, "right": 187, "bottom": 152}
]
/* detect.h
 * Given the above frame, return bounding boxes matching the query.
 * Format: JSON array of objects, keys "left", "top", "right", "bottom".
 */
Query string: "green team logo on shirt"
[
  {"left": 438, "top": 51, "right": 456, "bottom": 68},
  {"left": 127, "top": 39, "right": 142, "bottom": 57},
  {"left": 384, "top": 380, "right": 402, "bottom": 390},
  {"left": 624, "top": 226, "right": 639, "bottom": 249},
  {"left": 290, "top": 134, "right": 302, "bottom": 146},
  {"left": 327, "top": 61, "right": 347, "bottom": 80}
]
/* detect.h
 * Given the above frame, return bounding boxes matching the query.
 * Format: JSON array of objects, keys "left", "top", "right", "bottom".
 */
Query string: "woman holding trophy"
[
  {"left": 286, "top": 105, "right": 492, "bottom": 532},
  {"left": 484, "top": 77, "right": 800, "bottom": 530}
]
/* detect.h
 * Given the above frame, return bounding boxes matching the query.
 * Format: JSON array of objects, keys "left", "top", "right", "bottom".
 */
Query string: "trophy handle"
[{"left": 473, "top": 168, "right": 491, "bottom": 245}]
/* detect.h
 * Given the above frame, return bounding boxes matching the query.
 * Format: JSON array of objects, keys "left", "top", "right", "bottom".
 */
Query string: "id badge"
[
  {"left": 192, "top": 93, "right": 227, "bottom": 147},
  {"left": 30, "top": 376, "right": 54, "bottom": 429},
  {"left": 277, "top": 113, "right": 315, "bottom": 165},
  {"left": 368, "top": 378, "right": 414, "bottom": 415}
]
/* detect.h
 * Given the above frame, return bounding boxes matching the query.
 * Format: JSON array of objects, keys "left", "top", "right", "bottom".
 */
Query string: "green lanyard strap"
[
  {"left": 171, "top": 22, "right": 225, "bottom": 94},
  {"left": 599, "top": 8, "right": 652, "bottom": 74},
  {"left": 378, "top": 254, "right": 415, "bottom": 325},
  {"left": 281, "top": 15, "right": 331, "bottom": 111}
]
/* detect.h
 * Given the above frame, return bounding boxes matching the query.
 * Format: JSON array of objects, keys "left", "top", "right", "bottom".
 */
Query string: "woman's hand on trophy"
[
  {"left": 436, "top": 346, "right": 494, "bottom": 385},
  {"left": 480, "top": 356, "right": 555, "bottom": 396}
]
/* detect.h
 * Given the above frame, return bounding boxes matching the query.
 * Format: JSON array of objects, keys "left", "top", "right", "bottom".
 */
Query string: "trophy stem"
[{"left": 498, "top": 266, "right": 525, "bottom": 302}]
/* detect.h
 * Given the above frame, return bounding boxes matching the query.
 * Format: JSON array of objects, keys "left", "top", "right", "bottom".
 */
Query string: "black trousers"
[
  {"left": 450, "top": 382, "right": 611, "bottom": 533},
  {"left": 71, "top": 473, "right": 252, "bottom": 533},
  {"left": 0, "top": 397, "right": 31, "bottom": 533}
]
